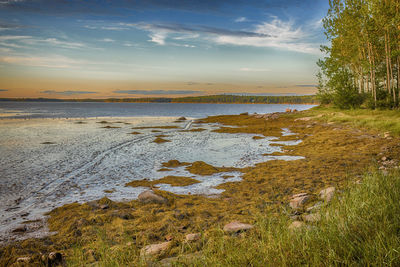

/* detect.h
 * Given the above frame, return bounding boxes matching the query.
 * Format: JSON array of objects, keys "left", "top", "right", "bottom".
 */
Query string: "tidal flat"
[{"left": 1, "top": 111, "right": 399, "bottom": 266}]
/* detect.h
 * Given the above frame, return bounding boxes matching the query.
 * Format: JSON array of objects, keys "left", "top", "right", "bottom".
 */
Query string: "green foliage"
[
  {"left": 318, "top": 0, "right": 400, "bottom": 110},
  {"left": 331, "top": 70, "right": 364, "bottom": 109}
]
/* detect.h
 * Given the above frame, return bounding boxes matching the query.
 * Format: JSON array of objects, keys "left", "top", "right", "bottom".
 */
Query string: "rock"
[
  {"left": 288, "top": 221, "right": 305, "bottom": 230},
  {"left": 319, "top": 187, "right": 335, "bottom": 202},
  {"left": 185, "top": 233, "right": 201, "bottom": 242},
  {"left": 295, "top": 117, "right": 312, "bottom": 121},
  {"left": 16, "top": 256, "right": 32, "bottom": 263},
  {"left": 177, "top": 116, "right": 186, "bottom": 121},
  {"left": 303, "top": 213, "right": 321, "bottom": 222},
  {"left": 306, "top": 202, "right": 323, "bottom": 212},
  {"left": 289, "top": 194, "right": 310, "bottom": 209},
  {"left": 223, "top": 221, "right": 254, "bottom": 233},
  {"left": 12, "top": 225, "right": 26, "bottom": 233},
  {"left": 138, "top": 190, "right": 168, "bottom": 204},
  {"left": 141, "top": 241, "right": 171, "bottom": 256},
  {"left": 381, "top": 156, "right": 387, "bottom": 161},
  {"left": 47, "top": 252, "right": 63, "bottom": 265},
  {"left": 100, "top": 204, "right": 109, "bottom": 210},
  {"left": 384, "top": 132, "right": 390, "bottom": 138}
]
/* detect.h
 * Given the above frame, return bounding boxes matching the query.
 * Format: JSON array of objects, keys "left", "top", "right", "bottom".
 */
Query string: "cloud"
[
  {"left": 0, "top": 35, "right": 87, "bottom": 50},
  {"left": 235, "top": 17, "right": 247, "bottom": 22},
  {"left": 113, "top": 90, "right": 201, "bottom": 95},
  {"left": 126, "top": 19, "right": 319, "bottom": 53},
  {"left": 0, "top": 21, "right": 23, "bottom": 31},
  {"left": 0, "top": 89, "right": 8, "bottom": 91},
  {"left": 213, "top": 18, "right": 320, "bottom": 54},
  {"left": 41, "top": 90, "right": 97, "bottom": 95},
  {"left": 239, "top": 67, "right": 270, "bottom": 72},
  {"left": 0, "top": 55, "right": 84, "bottom": 68},
  {"left": 101, "top": 38, "right": 115, "bottom": 42}
]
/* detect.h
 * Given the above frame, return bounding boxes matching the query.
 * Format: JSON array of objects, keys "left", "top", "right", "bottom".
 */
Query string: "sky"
[{"left": 0, "top": 0, "right": 329, "bottom": 99}]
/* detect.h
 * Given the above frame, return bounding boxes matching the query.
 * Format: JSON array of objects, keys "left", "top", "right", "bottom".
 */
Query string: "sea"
[{"left": 0, "top": 101, "right": 316, "bottom": 119}]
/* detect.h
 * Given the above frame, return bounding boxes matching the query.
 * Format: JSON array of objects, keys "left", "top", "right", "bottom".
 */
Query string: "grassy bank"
[
  {"left": 194, "top": 168, "right": 400, "bottom": 266},
  {"left": 294, "top": 106, "right": 400, "bottom": 136},
  {"left": 1, "top": 107, "right": 400, "bottom": 266}
]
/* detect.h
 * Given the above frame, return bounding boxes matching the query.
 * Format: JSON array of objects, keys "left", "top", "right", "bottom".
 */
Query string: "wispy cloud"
[
  {"left": 41, "top": 90, "right": 98, "bottom": 95},
  {"left": 101, "top": 38, "right": 115, "bottom": 42},
  {"left": 235, "top": 17, "right": 247, "bottom": 22},
  {"left": 0, "top": 35, "right": 87, "bottom": 50},
  {"left": 113, "top": 90, "right": 201, "bottom": 95},
  {"left": 213, "top": 18, "right": 320, "bottom": 54},
  {"left": 124, "top": 19, "right": 319, "bottom": 53},
  {"left": 0, "top": 55, "right": 84, "bottom": 68}
]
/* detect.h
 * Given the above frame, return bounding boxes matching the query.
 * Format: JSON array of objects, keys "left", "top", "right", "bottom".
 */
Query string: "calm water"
[{"left": 0, "top": 101, "right": 316, "bottom": 119}]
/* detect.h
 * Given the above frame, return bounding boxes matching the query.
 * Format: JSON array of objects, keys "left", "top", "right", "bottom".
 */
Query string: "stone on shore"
[
  {"left": 185, "top": 233, "right": 201, "bottom": 242},
  {"left": 319, "top": 187, "right": 335, "bottom": 202},
  {"left": 12, "top": 225, "right": 27, "bottom": 233},
  {"left": 289, "top": 193, "right": 310, "bottom": 209},
  {"left": 223, "top": 221, "right": 254, "bottom": 233},
  {"left": 138, "top": 190, "right": 168, "bottom": 204},
  {"left": 141, "top": 241, "right": 171, "bottom": 256}
]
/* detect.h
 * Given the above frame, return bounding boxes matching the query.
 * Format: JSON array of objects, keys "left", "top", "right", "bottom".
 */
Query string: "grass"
[
  {"left": 189, "top": 168, "right": 400, "bottom": 266},
  {"left": 289, "top": 106, "right": 400, "bottom": 136}
]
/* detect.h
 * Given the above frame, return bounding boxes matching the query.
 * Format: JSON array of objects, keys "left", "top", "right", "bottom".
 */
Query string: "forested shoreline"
[
  {"left": 317, "top": 0, "right": 400, "bottom": 109},
  {"left": 0, "top": 95, "right": 318, "bottom": 104}
]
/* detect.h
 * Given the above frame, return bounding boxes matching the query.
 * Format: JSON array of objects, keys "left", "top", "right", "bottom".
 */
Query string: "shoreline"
[{"left": 1, "top": 108, "right": 398, "bottom": 265}]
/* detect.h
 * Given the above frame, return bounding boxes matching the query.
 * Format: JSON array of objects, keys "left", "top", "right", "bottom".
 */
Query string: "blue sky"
[{"left": 0, "top": 0, "right": 328, "bottom": 98}]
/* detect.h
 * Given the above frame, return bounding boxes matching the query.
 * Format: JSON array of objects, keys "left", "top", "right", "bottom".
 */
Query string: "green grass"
[
  {"left": 190, "top": 168, "right": 400, "bottom": 266},
  {"left": 292, "top": 106, "right": 400, "bottom": 136}
]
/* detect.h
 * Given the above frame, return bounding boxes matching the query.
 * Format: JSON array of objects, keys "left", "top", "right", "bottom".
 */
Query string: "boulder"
[
  {"left": 289, "top": 194, "right": 310, "bottom": 209},
  {"left": 223, "top": 221, "right": 253, "bottom": 233},
  {"left": 319, "top": 187, "right": 335, "bottom": 202},
  {"left": 185, "top": 233, "right": 201, "bottom": 242},
  {"left": 138, "top": 190, "right": 168, "bottom": 204},
  {"left": 141, "top": 241, "right": 171, "bottom": 256}
]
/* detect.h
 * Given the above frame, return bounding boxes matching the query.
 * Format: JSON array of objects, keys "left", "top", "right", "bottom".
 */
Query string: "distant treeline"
[{"left": 0, "top": 95, "right": 318, "bottom": 104}]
